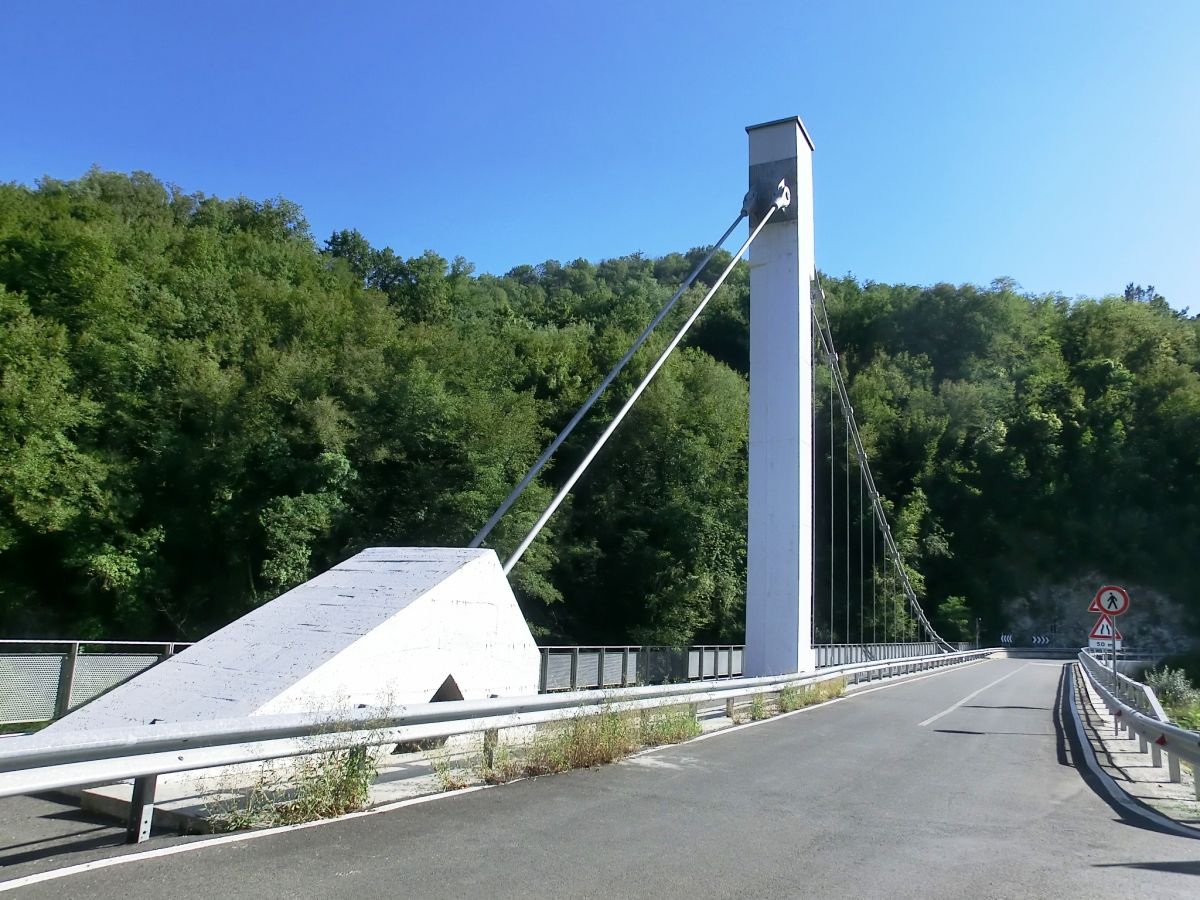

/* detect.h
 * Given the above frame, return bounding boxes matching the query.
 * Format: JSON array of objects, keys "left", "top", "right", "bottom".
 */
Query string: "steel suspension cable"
[
  {"left": 470, "top": 210, "right": 749, "bottom": 549},
  {"left": 810, "top": 275, "right": 953, "bottom": 651},
  {"left": 829, "top": 364, "right": 835, "bottom": 641},
  {"left": 859, "top": 462, "right": 864, "bottom": 644},
  {"left": 871, "top": 505, "right": 877, "bottom": 644},
  {"left": 503, "top": 183, "right": 791, "bottom": 575},
  {"left": 844, "top": 407, "right": 850, "bottom": 644},
  {"left": 812, "top": 335, "right": 820, "bottom": 644},
  {"left": 811, "top": 336, "right": 820, "bottom": 643},
  {"left": 883, "top": 540, "right": 890, "bottom": 643}
]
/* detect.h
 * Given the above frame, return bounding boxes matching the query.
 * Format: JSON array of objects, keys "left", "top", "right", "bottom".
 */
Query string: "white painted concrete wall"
[
  {"left": 744, "top": 117, "right": 816, "bottom": 676},
  {"left": 44, "top": 547, "right": 540, "bottom": 732}
]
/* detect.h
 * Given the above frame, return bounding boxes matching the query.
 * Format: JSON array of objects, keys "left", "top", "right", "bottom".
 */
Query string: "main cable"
[
  {"left": 503, "top": 183, "right": 791, "bottom": 574},
  {"left": 469, "top": 209, "right": 749, "bottom": 549}
]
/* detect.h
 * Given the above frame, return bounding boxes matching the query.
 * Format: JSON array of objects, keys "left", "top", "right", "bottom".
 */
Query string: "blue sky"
[{"left": 3, "top": 1, "right": 1197, "bottom": 307}]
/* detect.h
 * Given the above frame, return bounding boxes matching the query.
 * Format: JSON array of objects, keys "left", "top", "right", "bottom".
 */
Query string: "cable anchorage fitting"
[{"left": 773, "top": 178, "right": 791, "bottom": 211}]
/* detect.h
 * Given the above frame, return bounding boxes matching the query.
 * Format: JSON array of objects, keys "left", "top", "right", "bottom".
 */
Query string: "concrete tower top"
[{"left": 745, "top": 116, "right": 815, "bottom": 151}]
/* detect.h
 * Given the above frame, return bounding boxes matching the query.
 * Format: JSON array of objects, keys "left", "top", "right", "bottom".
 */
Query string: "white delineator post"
[{"left": 744, "top": 117, "right": 816, "bottom": 676}]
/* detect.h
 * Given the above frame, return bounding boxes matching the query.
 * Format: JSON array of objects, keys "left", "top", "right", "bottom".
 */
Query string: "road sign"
[
  {"left": 1000, "top": 633, "right": 1013, "bottom": 645},
  {"left": 1089, "top": 637, "right": 1123, "bottom": 650},
  {"left": 1031, "top": 635, "right": 1050, "bottom": 645},
  {"left": 1089, "top": 614, "right": 1122, "bottom": 640},
  {"left": 1088, "top": 585, "right": 1130, "bottom": 616}
]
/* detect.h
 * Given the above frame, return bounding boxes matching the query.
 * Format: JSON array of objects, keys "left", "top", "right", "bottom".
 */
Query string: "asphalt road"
[{"left": 5, "top": 659, "right": 1199, "bottom": 898}]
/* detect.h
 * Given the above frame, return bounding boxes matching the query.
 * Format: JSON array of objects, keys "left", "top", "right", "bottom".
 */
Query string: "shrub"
[{"left": 1145, "top": 666, "right": 1200, "bottom": 708}]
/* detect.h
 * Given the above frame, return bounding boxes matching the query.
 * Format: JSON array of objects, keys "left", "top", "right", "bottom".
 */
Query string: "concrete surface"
[{"left": 38, "top": 547, "right": 539, "bottom": 735}]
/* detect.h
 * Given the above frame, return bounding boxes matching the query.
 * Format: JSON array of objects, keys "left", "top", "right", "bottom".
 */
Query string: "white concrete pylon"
[{"left": 744, "top": 117, "right": 816, "bottom": 677}]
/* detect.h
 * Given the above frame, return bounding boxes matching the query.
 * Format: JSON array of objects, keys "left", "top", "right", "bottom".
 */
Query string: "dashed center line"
[{"left": 918, "top": 664, "right": 1029, "bottom": 727}]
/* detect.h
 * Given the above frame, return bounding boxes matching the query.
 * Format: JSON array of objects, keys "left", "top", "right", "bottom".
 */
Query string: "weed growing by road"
[
  {"left": 778, "top": 686, "right": 802, "bottom": 712},
  {"left": 431, "top": 750, "right": 472, "bottom": 791},
  {"left": 640, "top": 706, "right": 702, "bottom": 745},
  {"left": 479, "top": 742, "right": 522, "bottom": 785},
  {"left": 208, "top": 746, "right": 378, "bottom": 831},
  {"left": 748, "top": 694, "right": 768, "bottom": 721},
  {"left": 523, "top": 708, "right": 641, "bottom": 774}
]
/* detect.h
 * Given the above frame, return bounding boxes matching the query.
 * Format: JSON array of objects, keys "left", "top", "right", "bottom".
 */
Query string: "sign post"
[{"left": 1087, "top": 585, "right": 1130, "bottom": 729}]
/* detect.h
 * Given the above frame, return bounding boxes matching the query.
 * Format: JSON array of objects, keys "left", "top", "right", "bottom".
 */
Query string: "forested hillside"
[{"left": 1, "top": 171, "right": 1196, "bottom": 645}]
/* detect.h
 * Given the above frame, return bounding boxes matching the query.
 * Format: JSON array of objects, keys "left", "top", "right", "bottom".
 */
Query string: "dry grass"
[{"left": 207, "top": 746, "right": 377, "bottom": 831}]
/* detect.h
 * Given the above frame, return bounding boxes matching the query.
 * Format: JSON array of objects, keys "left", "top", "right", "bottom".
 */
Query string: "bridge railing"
[
  {"left": 538, "top": 645, "right": 744, "bottom": 692},
  {"left": 0, "top": 640, "right": 190, "bottom": 726},
  {"left": 0, "top": 638, "right": 969, "bottom": 721},
  {"left": 814, "top": 642, "right": 973, "bottom": 666},
  {"left": 0, "top": 648, "right": 997, "bottom": 842},
  {"left": 540, "top": 641, "right": 978, "bottom": 690},
  {"left": 1076, "top": 649, "right": 1200, "bottom": 796}
]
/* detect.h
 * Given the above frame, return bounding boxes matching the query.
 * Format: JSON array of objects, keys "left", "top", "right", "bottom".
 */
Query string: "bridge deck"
[{"left": 4, "top": 659, "right": 1197, "bottom": 898}]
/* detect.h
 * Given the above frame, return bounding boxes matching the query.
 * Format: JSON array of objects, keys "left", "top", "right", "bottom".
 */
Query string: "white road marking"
[
  {"left": 918, "top": 664, "right": 1030, "bottom": 727},
  {"left": 845, "top": 661, "right": 988, "bottom": 699},
  {"left": 0, "top": 658, "right": 993, "bottom": 892}
]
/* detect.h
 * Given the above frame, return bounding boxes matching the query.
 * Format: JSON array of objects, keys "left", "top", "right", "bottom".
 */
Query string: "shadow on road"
[
  {"left": 934, "top": 729, "right": 1054, "bottom": 737},
  {"left": 0, "top": 793, "right": 128, "bottom": 868},
  {"left": 1094, "top": 860, "right": 1200, "bottom": 876}
]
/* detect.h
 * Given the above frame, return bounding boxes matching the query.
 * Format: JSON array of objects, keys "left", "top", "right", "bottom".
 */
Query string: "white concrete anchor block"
[{"left": 41, "top": 547, "right": 540, "bottom": 733}]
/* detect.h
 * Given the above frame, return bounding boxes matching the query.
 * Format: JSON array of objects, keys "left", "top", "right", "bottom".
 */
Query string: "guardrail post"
[
  {"left": 53, "top": 642, "right": 80, "bottom": 720},
  {"left": 127, "top": 775, "right": 157, "bottom": 843},
  {"left": 1151, "top": 741, "right": 1162, "bottom": 768},
  {"left": 1138, "top": 734, "right": 1148, "bottom": 754},
  {"left": 1168, "top": 752, "right": 1181, "bottom": 783},
  {"left": 697, "top": 647, "right": 705, "bottom": 680},
  {"left": 570, "top": 648, "right": 580, "bottom": 690},
  {"left": 482, "top": 728, "right": 499, "bottom": 769},
  {"left": 621, "top": 647, "right": 630, "bottom": 687},
  {"left": 726, "top": 696, "right": 735, "bottom": 719},
  {"left": 597, "top": 648, "right": 606, "bottom": 688},
  {"left": 539, "top": 650, "right": 551, "bottom": 693}
]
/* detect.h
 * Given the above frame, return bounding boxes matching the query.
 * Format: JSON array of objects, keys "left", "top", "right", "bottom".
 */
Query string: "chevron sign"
[{"left": 1030, "top": 635, "right": 1051, "bottom": 645}]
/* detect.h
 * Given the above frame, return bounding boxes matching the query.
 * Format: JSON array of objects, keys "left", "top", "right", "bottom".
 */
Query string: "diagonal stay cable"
[
  {"left": 502, "top": 182, "right": 791, "bottom": 574},
  {"left": 469, "top": 209, "right": 749, "bottom": 549},
  {"left": 810, "top": 274, "right": 953, "bottom": 652}
]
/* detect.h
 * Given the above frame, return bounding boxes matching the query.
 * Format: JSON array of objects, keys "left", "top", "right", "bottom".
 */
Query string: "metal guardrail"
[
  {"left": 0, "top": 648, "right": 997, "bottom": 843},
  {"left": 1076, "top": 649, "right": 1200, "bottom": 797},
  {"left": 0, "top": 641, "right": 190, "bottom": 726}
]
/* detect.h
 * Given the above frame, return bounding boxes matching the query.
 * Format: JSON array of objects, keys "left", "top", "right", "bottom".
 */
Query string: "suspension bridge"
[{"left": 0, "top": 118, "right": 1195, "bottom": 897}]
